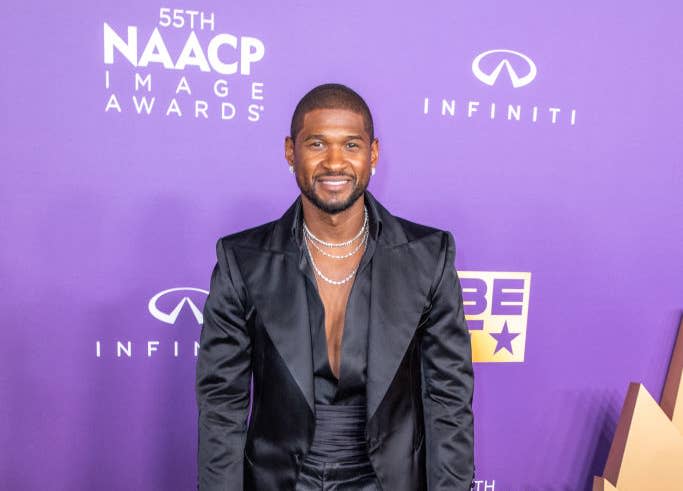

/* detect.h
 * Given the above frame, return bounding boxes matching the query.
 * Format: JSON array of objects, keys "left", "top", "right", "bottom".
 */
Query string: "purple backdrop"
[{"left": 2, "top": 1, "right": 682, "bottom": 490}]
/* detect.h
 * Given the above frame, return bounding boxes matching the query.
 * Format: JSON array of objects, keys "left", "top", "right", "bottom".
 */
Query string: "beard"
[{"left": 297, "top": 173, "right": 368, "bottom": 215}]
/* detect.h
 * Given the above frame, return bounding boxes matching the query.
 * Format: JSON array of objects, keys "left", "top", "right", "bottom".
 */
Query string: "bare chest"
[{"left": 314, "top": 274, "right": 354, "bottom": 380}]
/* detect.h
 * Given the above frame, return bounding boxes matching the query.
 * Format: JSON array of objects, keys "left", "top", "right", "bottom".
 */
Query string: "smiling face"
[{"left": 285, "top": 108, "right": 378, "bottom": 215}]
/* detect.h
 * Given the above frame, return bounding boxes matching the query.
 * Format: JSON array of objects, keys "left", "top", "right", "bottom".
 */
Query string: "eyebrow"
[{"left": 302, "top": 134, "right": 367, "bottom": 142}]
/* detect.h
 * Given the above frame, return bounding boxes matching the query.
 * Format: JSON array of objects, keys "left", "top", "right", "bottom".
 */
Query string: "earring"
[
  {"left": 371, "top": 167, "right": 376, "bottom": 176},
  {"left": 289, "top": 165, "right": 294, "bottom": 174}
]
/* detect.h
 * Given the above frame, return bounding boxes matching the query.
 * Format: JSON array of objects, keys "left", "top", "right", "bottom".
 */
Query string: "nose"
[{"left": 323, "top": 144, "right": 347, "bottom": 170}]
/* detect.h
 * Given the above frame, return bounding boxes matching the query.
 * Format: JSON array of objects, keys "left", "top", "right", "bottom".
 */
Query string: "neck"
[{"left": 301, "top": 194, "right": 366, "bottom": 243}]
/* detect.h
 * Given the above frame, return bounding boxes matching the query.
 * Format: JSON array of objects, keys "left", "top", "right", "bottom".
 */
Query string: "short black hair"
[{"left": 290, "top": 83, "right": 374, "bottom": 142}]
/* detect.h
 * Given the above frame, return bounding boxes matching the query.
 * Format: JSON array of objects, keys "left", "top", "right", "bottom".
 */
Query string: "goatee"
[{"left": 299, "top": 177, "right": 366, "bottom": 215}]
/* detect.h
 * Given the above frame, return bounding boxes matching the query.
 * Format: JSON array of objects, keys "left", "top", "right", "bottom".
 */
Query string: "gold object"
[{"left": 593, "top": 316, "right": 683, "bottom": 490}]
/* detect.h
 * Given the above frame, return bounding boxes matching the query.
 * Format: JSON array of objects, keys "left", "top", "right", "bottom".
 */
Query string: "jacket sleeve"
[
  {"left": 196, "top": 238, "right": 252, "bottom": 491},
  {"left": 421, "top": 231, "right": 475, "bottom": 490}
]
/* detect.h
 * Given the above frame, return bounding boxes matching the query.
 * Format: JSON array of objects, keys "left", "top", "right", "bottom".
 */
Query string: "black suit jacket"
[{"left": 196, "top": 190, "right": 474, "bottom": 490}]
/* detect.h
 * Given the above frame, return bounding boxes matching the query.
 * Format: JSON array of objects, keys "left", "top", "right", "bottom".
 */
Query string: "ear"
[
  {"left": 284, "top": 136, "right": 295, "bottom": 166},
  {"left": 370, "top": 137, "right": 379, "bottom": 166}
]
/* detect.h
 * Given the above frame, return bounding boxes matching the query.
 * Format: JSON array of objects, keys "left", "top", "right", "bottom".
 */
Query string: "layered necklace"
[{"left": 303, "top": 206, "right": 369, "bottom": 285}]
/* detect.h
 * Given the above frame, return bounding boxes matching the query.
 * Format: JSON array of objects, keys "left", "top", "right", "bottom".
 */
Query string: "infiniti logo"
[
  {"left": 148, "top": 287, "right": 209, "bottom": 325},
  {"left": 471, "top": 49, "right": 537, "bottom": 88}
]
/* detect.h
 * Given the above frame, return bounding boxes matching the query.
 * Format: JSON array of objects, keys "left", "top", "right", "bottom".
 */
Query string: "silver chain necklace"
[
  {"left": 304, "top": 236, "right": 365, "bottom": 285},
  {"left": 303, "top": 207, "right": 368, "bottom": 247},
  {"left": 307, "top": 228, "right": 368, "bottom": 259},
  {"left": 302, "top": 206, "right": 369, "bottom": 285}
]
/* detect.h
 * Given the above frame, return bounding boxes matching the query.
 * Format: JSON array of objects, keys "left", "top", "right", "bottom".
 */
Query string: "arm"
[
  {"left": 196, "top": 238, "right": 252, "bottom": 491},
  {"left": 421, "top": 231, "right": 475, "bottom": 490}
]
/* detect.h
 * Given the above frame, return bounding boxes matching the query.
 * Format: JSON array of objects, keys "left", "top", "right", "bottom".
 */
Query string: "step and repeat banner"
[{"left": 2, "top": 1, "right": 681, "bottom": 490}]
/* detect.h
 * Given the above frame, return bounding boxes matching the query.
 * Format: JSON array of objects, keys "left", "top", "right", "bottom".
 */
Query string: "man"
[{"left": 196, "top": 83, "right": 474, "bottom": 490}]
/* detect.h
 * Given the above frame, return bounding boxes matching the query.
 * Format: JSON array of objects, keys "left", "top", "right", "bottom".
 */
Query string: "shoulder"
[
  {"left": 216, "top": 220, "right": 278, "bottom": 251},
  {"left": 388, "top": 214, "right": 456, "bottom": 297},
  {"left": 393, "top": 215, "right": 453, "bottom": 249}
]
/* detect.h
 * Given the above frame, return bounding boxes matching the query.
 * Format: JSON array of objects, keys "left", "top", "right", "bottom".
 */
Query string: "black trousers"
[{"left": 295, "top": 458, "right": 382, "bottom": 491}]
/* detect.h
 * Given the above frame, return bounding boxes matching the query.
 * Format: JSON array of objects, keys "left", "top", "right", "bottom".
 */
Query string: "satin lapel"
[
  {"left": 231, "top": 245, "right": 315, "bottom": 414},
  {"left": 366, "top": 241, "right": 432, "bottom": 422}
]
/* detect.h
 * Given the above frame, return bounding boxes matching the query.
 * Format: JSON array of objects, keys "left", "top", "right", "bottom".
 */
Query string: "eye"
[
  {"left": 309, "top": 141, "right": 323, "bottom": 148},
  {"left": 346, "top": 142, "right": 359, "bottom": 149}
]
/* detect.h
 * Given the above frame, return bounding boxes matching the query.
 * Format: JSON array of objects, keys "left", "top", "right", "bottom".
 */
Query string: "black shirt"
[
  {"left": 289, "top": 192, "right": 382, "bottom": 407},
  {"left": 303, "top": 235, "right": 375, "bottom": 405}
]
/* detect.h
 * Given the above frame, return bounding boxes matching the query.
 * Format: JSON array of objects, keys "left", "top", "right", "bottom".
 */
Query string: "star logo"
[{"left": 489, "top": 321, "right": 520, "bottom": 355}]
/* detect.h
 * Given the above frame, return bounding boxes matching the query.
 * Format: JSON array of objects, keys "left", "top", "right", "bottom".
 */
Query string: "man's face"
[{"left": 285, "top": 108, "right": 378, "bottom": 215}]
